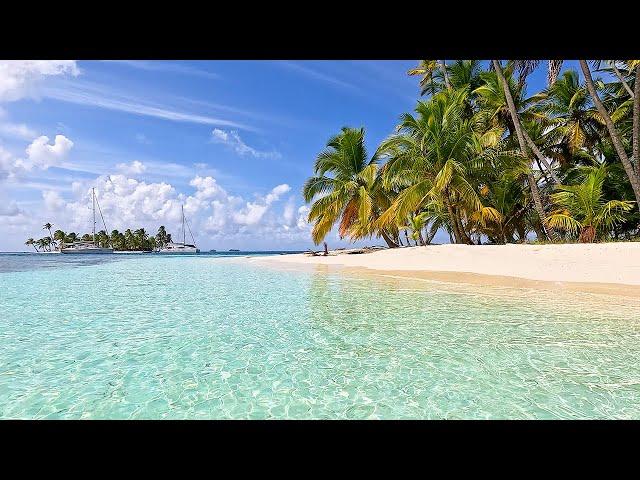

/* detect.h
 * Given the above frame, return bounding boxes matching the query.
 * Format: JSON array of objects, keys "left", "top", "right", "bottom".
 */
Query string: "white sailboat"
[
  {"left": 60, "top": 188, "right": 114, "bottom": 254},
  {"left": 158, "top": 205, "right": 199, "bottom": 254}
]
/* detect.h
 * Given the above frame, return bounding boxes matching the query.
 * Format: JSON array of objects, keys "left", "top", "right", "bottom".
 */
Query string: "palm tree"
[
  {"left": 579, "top": 60, "right": 640, "bottom": 206},
  {"left": 124, "top": 229, "right": 135, "bottom": 251},
  {"left": 25, "top": 238, "right": 38, "bottom": 252},
  {"left": 377, "top": 88, "right": 502, "bottom": 244},
  {"left": 53, "top": 229, "right": 65, "bottom": 250},
  {"left": 513, "top": 60, "right": 565, "bottom": 87},
  {"left": 535, "top": 70, "right": 604, "bottom": 168},
  {"left": 491, "top": 60, "right": 557, "bottom": 240},
  {"left": 548, "top": 165, "right": 635, "bottom": 242},
  {"left": 156, "top": 226, "right": 169, "bottom": 249},
  {"left": 43, "top": 222, "right": 53, "bottom": 244},
  {"left": 408, "top": 59, "right": 450, "bottom": 96},
  {"left": 65, "top": 232, "right": 77, "bottom": 244},
  {"left": 303, "top": 127, "right": 398, "bottom": 247},
  {"left": 134, "top": 228, "right": 149, "bottom": 251}
]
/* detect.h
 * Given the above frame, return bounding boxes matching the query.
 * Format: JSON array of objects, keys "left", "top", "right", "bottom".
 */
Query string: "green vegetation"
[
  {"left": 25, "top": 225, "right": 173, "bottom": 252},
  {"left": 304, "top": 60, "right": 640, "bottom": 245}
]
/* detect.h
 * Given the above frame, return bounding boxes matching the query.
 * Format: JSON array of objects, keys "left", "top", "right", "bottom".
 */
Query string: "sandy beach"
[{"left": 254, "top": 243, "right": 640, "bottom": 295}]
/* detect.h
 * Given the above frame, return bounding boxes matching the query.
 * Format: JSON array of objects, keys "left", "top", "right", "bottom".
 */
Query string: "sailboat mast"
[
  {"left": 182, "top": 204, "right": 186, "bottom": 245},
  {"left": 92, "top": 188, "right": 96, "bottom": 244}
]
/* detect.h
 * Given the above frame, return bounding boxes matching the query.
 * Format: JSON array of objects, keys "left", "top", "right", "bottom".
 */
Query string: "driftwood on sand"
[{"left": 305, "top": 246, "right": 386, "bottom": 256}]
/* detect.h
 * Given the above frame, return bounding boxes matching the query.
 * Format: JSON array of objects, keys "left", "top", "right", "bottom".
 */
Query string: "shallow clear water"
[{"left": 1, "top": 253, "right": 640, "bottom": 419}]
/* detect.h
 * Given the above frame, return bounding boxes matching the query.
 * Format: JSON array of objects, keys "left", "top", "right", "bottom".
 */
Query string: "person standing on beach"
[{"left": 323, "top": 242, "right": 328, "bottom": 256}]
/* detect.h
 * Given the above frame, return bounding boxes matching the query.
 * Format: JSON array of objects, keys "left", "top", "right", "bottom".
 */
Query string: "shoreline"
[{"left": 251, "top": 243, "right": 640, "bottom": 297}]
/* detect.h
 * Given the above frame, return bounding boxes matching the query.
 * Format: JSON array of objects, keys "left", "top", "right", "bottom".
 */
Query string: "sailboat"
[
  {"left": 60, "top": 188, "right": 114, "bottom": 254},
  {"left": 158, "top": 205, "right": 199, "bottom": 254}
]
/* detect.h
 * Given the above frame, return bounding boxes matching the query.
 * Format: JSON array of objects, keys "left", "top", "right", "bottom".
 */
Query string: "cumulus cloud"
[
  {"left": 0, "top": 61, "right": 79, "bottom": 102},
  {"left": 211, "top": 128, "right": 281, "bottom": 159},
  {"left": 0, "top": 134, "right": 74, "bottom": 180},
  {"left": 116, "top": 160, "right": 146, "bottom": 175},
  {"left": 15, "top": 135, "right": 73, "bottom": 172},
  {"left": 2, "top": 167, "right": 312, "bottom": 250},
  {"left": 296, "top": 206, "right": 311, "bottom": 230},
  {"left": 233, "top": 184, "right": 290, "bottom": 226},
  {"left": 42, "top": 190, "right": 66, "bottom": 210}
]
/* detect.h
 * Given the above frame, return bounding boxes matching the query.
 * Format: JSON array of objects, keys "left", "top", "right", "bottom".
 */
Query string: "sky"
[{"left": 0, "top": 60, "right": 577, "bottom": 251}]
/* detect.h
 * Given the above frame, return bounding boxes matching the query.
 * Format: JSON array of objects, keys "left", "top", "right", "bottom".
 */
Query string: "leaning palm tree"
[
  {"left": 492, "top": 60, "right": 558, "bottom": 240},
  {"left": 579, "top": 60, "right": 640, "bottom": 206},
  {"left": 303, "top": 127, "right": 398, "bottom": 247},
  {"left": 548, "top": 165, "right": 635, "bottom": 242},
  {"left": 25, "top": 238, "right": 38, "bottom": 252}
]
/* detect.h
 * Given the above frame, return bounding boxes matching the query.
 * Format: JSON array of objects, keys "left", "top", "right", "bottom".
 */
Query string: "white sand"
[{"left": 255, "top": 243, "right": 640, "bottom": 286}]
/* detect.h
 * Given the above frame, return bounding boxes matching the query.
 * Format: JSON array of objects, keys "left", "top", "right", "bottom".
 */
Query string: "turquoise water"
[{"left": 1, "top": 253, "right": 640, "bottom": 419}]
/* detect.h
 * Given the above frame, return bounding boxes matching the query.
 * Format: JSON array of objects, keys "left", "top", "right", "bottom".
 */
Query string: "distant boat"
[
  {"left": 229, "top": 249, "right": 240, "bottom": 252},
  {"left": 60, "top": 188, "right": 113, "bottom": 254},
  {"left": 209, "top": 249, "right": 217, "bottom": 253},
  {"left": 158, "top": 205, "right": 200, "bottom": 254}
]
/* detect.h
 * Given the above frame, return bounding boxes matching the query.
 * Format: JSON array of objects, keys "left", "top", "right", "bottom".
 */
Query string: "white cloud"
[
  {"left": 0, "top": 121, "right": 38, "bottom": 140},
  {"left": 110, "top": 60, "right": 220, "bottom": 80},
  {"left": 296, "top": 206, "right": 311, "bottom": 230},
  {"left": 44, "top": 81, "right": 255, "bottom": 131},
  {"left": 116, "top": 160, "right": 146, "bottom": 175},
  {"left": 0, "top": 200, "right": 23, "bottom": 217},
  {"left": 1, "top": 134, "right": 74, "bottom": 180},
  {"left": 17, "top": 135, "right": 73, "bottom": 171},
  {"left": 211, "top": 129, "right": 281, "bottom": 159},
  {"left": 233, "top": 184, "right": 290, "bottom": 226},
  {"left": 42, "top": 190, "right": 65, "bottom": 210},
  {"left": 1, "top": 167, "right": 312, "bottom": 250},
  {"left": 0, "top": 61, "right": 79, "bottom": 102}
]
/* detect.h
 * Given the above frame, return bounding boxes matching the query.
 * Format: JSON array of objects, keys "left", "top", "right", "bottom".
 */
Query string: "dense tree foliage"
[{"left": 305, "top": 60, "right": 640, "bottom": 245}]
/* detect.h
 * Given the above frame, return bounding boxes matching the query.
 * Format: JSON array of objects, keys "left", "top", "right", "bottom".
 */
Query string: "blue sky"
[{"left": 0, "top": 60, "right": 577, "bottom": 251}]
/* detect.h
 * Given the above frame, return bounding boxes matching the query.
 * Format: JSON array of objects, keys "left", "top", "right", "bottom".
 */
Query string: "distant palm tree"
[
  {"left": 53, "top": 229, "right": 66, "bottom": 250},
  {"left": 25, "top": 238, "right": 38, "bottom": 252},
  {"left": 43, "top": 222, "right": 53, "bottom": 245},
  {"left": 36, "top": 238, "right": 47, "bottom": 252},
  {"left": 155, "top": 225, "right": 168, "bottom": 249}
]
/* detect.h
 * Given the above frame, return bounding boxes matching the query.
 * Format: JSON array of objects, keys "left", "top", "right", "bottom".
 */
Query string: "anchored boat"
[
  {"left": 158, "top": 205, "right": 199, "bottom": 254},
  {"left": 60, "top": 188, "right": 114, "bottom": 254}
]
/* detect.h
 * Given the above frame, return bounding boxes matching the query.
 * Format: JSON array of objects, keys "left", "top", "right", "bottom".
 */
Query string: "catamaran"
[
  {"left": 158, "top": 205, "right": 199, "bottom": 254},
  {"left": 60, "top": 188, "right": 114, "bottom": 254}
]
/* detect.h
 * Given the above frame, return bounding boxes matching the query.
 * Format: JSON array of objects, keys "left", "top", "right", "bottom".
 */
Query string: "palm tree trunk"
[
  {"left": 440, "top": 60, "right": 451, "bottom": 90},
  {"left": 522, "top": 130, "right": 560, "bottom": 184},
  {"left": 580, "top": 60, "right": 640, "bottom": 205},
  {"left": 492, "top": 60, "right": 555, "bottom": 241},
  {"left": 380, "top": 230, "right": 399, "bottom": 248},
  {"left": 454, "top": 207, "right": 473, "bottom": 244},
  {"left": 443, "top": 194, "right": 463, "bottom": 243},
  {"left": 611, "top": 63, "right": 635, "bottom": 97},
  {"left": 634, "top": 64, "right": 640, "bottom": 173}
]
